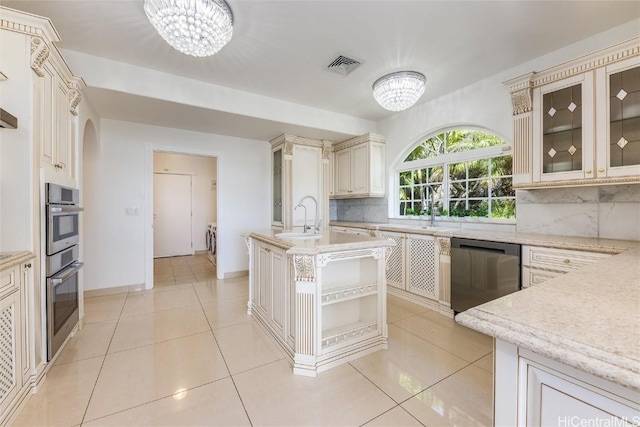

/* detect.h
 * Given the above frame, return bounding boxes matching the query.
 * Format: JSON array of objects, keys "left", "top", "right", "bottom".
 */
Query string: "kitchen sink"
[{"left": 275, "top": 232, "right": 322, "bottom": 240}]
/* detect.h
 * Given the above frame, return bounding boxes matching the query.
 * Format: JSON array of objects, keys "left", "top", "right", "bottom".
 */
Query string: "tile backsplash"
[{"left": 516, "top": 184, "right": 640, "bottom": 241}]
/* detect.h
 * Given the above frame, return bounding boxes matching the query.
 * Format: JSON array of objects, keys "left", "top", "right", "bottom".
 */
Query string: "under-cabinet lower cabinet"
[
  {"left": 496, "top": 341, "right": 639, "bottom": 426},
  {"left": 0, "top": 258, "right": 36, "bottom": 425},
  {"left": 521, "top": 246, "right": 611, "bottom": 288},
  {"left": 380, "top": 231, "right": 451, "bottom": 315},
  {"left": 253, "top": 241, "right": 287, "bottom": 341},
  {"left": 0, "top": 288, "right": 21, "bottom": 423}
]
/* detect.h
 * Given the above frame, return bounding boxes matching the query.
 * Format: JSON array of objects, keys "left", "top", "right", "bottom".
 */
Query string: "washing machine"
[{"left": 206, "top": 222, "right": 217, "bottom": 265}]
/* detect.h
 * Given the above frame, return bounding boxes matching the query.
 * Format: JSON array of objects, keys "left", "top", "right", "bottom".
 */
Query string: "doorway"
[
  {"left": 149, "top": 150, "right": 219, "bottom": 286},
  {"left": 153, "top": 173, "right": 192, "bottom": 258}
]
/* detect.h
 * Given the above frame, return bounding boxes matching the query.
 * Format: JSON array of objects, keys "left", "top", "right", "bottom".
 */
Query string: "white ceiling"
[{"left": 4, "top": 0, "right": 640, "bottom": 139}]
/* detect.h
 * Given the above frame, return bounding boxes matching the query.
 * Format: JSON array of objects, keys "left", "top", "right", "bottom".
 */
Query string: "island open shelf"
[{"left": 245, "top": 230, "right": 394, "bottom": 377}]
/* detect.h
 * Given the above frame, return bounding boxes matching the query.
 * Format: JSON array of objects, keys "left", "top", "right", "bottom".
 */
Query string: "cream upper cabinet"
[
  {"left": 595, "top": 56, "right": 640, "bottom": 179},
  {"left": 31, "top": 36, "right": 84, "bottom": 187},
  {"left": 506, "top": 38, "right": 640, "bottom": 188},
  {"left": 270, "top": 134, "right": 332, "bottom": 230},
  {"left": 331, "top": 133, "right": 386, "bottom": 199}
]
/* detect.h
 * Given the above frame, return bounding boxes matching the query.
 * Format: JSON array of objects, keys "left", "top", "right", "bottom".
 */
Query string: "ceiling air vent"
[{"left": 325, "top": 54, "right": 364, "bottom": 76}]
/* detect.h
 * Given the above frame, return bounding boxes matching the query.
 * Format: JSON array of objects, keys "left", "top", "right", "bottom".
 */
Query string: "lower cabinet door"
[
  {"left": 524, "top": 363, "right": 638, "bottom": 426},
  {"left": 380, "top": 231, "right": 404, "bottom": 290},
  {"left": 406, "top": 234, "right": 438, "bottom": 300},
  {"left": 0, "top": 291, "right": 21, "bottom": 421}
]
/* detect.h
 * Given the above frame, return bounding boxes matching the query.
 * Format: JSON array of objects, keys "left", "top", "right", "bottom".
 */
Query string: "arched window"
[{"left": 396, "top": 129, "right": 515, "bottom": 219}]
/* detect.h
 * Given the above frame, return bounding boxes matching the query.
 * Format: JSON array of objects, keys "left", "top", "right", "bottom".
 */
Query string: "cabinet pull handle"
[
  {"left": 585, "top": 169, "right": 592, "bottom": 174},
  {"left": 598, "top": 168, "right": 604, "bottom": 173},
  {"left": 563, "top": 259, "right": 570, "bottom": 264}
]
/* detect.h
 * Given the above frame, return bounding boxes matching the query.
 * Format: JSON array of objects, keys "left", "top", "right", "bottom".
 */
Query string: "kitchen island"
[
  {"left": 456, "top": 248, "right": 640, "bottom": 426},
  {"left": 244, "top": 230, "right": 395, "bottom": 377}
]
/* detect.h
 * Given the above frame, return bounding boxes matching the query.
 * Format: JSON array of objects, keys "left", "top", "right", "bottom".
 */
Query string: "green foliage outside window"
[{"left": 399, "top": 130, "right": 515, "bottom": 219}]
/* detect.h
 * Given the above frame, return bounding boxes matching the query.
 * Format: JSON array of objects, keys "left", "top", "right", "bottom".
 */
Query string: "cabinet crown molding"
[
  {"left": 333, "top": 132, "right": 386, "bottom": 152},
  {"left": 505, "top": 37, "right": 639, "bottom": 93},
  {"left": 269, "top": 134, "right": 332, "bottom": 149}
]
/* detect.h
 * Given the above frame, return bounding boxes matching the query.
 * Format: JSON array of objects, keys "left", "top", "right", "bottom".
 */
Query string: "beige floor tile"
[
  {"left": 401, "top": 364, "right": 493, "bottom": 427},
  {"left": 387, "top": 295, "right": 430, "bottom": 323},
  {"left": 108, "top": 305, "right": 211, "bottom": 353},
  {"left": 121, "top": 286, "right": 200, "bottom": 318},
  {"left": 201, "top": 296, "right": 251, "bottom": 330},
  {"left": 84, "top": 332, "right": 229, "bottom": 422},
  {"left": 147, "top": 282, "right": 194, "bottom": 294},
  {"left": 154, "top": 279, "right": 177, "bottom": 287},
  {"left": 174, "top": 275, "right": 197, "bottom": 284},
  {"left": 394, "top": 310, "right": 492, "bottom": 362},
  {"left": 193, "top": 278, "right": 248, "bottom": 303},
  {"left": 363, "top": 406, "right": 424, "bottom": 426},
  {"left": 234, "top": 359, "right": 396, "bottom": 426},
  {"left": 84, "top": 293, "right": 127, "bottom": 324},
  {"left": 83, "top": 378, "right": 250, "bottom": 426},
  {"left": 474, "top": 352, "right": 494, "bottom": 374},
  {"left": 350, "top": 324, "right": 469, "bottom": 402},
  {"left": 214, "top": 321, "right": 283, "bottom": 374},
  {"left": 55, "top": 320, "right": 117, "bottom": 365},
  {"left": 13, "top": 357, "right": 103, "bottom": 427},
  {"left": 153, "top": 273, "right": 176, "bottom": 282}
]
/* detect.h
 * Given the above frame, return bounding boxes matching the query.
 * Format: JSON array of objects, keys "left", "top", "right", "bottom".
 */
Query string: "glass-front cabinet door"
[
  {"left": 533, "top": 73, "right": 595, "bottom": 182},
  {"left": 272, "top": 147, "right": 283, "bottom": 226},
  {"left": 596, "top": 58, "right": 640, "bottom": 178}
]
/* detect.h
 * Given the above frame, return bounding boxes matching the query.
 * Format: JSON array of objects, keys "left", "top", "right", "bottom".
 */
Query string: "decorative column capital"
[
  {"left": 284, "top": 141, "right": 294, "bottom": 156},
  {"left": 30, "top": 36, "right": 49, "bottom": 77},
  {"left": 293, "top": 255, "right": 315, "bottom": 282},
  {"left": 511, "top": 87, "right": 533, "bottom": 115},
  {"left": 69, "top": 88, "right": 81, "bottom": 116},
  {"left": 322, "top": 141, "right": 332, "bottom": 160},
  {"left": 437, "top": 237, "right": 451, "bottom": 256}
]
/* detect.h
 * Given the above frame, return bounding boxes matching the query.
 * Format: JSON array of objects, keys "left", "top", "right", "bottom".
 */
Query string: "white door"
[{"left": 154, "top": 173, "right": 192, "bottom": 258}]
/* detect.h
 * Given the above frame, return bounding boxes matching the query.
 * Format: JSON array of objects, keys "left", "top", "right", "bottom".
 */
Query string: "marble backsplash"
[
  {"left": 331, "top": 184, "right": 640, "bottom": 241},
  {"left": 515, "top": 184, "right": 640, "bottom": 241},
  {"left": 330, "top": 197, "right": 389, "bottom": 223}
]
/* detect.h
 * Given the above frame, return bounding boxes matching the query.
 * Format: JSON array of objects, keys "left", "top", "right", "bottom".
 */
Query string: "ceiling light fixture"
[
  {"left": 372, "top": 71, "right": 426, "bottom": 112},
  {"left": 144, "top": 0, "right": 233, "bottom": 57}
]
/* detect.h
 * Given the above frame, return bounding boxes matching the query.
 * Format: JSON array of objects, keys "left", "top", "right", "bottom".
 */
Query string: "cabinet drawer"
[
  {"left": 0, "top": 265, "right": 19, "bottom": 297},
  {"left": 523, "top": 267, "right": 561, "bottom": 288},
  {"left": 527, "top": 247, "right": 610, "bottom": 273}
]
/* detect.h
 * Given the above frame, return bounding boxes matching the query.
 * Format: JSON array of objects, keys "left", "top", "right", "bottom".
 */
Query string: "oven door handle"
[
  {"left": 51, "top": 262, "right": 84, "bottom": 285},
  {"left": 49, "top": 205, "right": 84, "bottom": 213}
]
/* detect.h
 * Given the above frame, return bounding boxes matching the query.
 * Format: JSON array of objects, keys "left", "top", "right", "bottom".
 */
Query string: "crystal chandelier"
[
  {"left": 144, "top": 0, "right": 233, "bottom": 57},
  {"left": 372, "top": 71, "right": 426, "bottom": 112}
]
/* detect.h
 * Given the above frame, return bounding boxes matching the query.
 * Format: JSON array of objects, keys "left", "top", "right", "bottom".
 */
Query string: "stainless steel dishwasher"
[{"left": 450, "top": 238, "right": 521, "bottom": 313}]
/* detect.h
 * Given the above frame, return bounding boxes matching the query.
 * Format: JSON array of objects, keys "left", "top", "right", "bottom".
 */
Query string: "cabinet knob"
[
  {"left": 598, "top": 168, "right": 605, "bottom": 173},
  {"left": 24, "top": 263, "right": 31, "bottom": 268},
  {"left": 585, "top": 169, "right": 592, "bottom": 174},
  {"left": 563, "top": 259, "right": 570, "bottom": 264}
]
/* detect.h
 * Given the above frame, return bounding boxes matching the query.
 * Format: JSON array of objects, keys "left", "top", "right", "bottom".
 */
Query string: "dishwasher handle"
[{"left": 451, "top": 237, "right": 521, "bottom": 257}]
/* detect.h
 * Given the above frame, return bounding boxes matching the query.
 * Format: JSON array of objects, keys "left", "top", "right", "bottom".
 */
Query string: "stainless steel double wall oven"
[{"left": 45, "top": 183, "right": 83, "bottom": 361}]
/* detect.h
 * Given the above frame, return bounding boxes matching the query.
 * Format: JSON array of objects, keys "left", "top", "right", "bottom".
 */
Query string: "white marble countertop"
[
  {"left": 456, "top": 247, "right": 640, "bottom": 391},
  {"left": 0, "top": 251, "right": 35, "bottom": 271},
  {"left": 247, "top": 230, "right": 395, "bottom": 255},
  {"left": 329, "top": 221, "right": 640, "bottom": 254}
]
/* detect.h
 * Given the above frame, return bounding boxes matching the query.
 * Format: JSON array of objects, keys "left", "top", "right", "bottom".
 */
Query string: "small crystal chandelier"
[
  {"left": 144, "top": 0, "right": 233, "bottom": 57},
  {"left": 372, "top": 71, "right": 426, "bottom": 112}
]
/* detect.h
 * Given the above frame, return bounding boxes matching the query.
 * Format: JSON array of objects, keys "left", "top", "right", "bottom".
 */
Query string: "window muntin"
[{"left": 397, "top": 130, "right": 515, "bottom": 219}]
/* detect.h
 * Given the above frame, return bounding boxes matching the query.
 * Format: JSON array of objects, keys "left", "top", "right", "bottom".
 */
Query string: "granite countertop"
[
  {"left": 247, "top": 230, "right": 395, "bottom": 255},
  {"left": 329, "top": 221, "right": 640, "bottom": 254},
  {"left": 456, "top": 247, "right": 640, "bottom": 391},
  {"left": 0, "top": 251, "right": 35, "bottom": 270}
]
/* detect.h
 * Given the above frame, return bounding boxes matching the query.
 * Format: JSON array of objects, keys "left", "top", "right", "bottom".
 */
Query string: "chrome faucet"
[
  {"left": 421, "top": 185, "right": 439, "bottom": 227},
  {"left": 296, "top": 195, "right": 320, "bottom": 233}
]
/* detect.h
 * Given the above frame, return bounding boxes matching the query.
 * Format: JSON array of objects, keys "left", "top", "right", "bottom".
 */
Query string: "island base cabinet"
[{"left": 248, "top": 236, "right": 389, "bottom": 378}]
